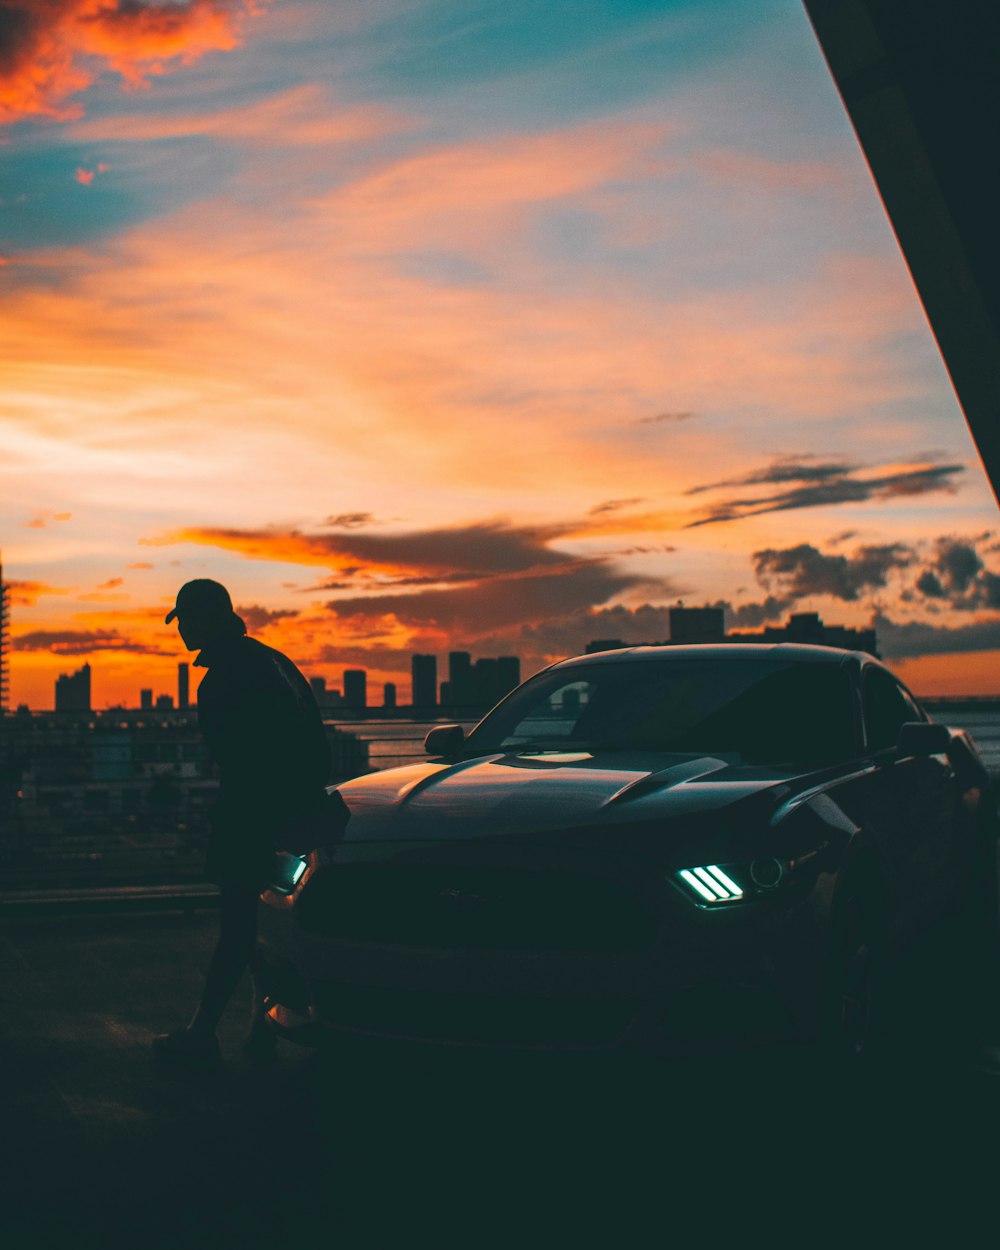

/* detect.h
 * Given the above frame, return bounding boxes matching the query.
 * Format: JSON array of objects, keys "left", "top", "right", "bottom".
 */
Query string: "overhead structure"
[
  {"left": 803, "top": 0, "right": 1000, "bottom": 507},
  {"left": 0, "top": 556, "right": 8, "bottom": 716}
]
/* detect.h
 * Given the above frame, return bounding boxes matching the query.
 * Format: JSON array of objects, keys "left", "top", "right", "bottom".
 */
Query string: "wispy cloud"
[
  {"left": 686, "top": 461, "right": 965, "bottom": 526},
  {"left": 12, "top": 628, "right": 171, "bottom": 656},
  {"left": 68, "top": 83, "right": 408, "bottom": 147}
]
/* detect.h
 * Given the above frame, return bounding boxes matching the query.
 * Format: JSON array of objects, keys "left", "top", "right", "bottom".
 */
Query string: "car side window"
[{"left": 863, "top": 668, "right": 917, "bottom": 753}]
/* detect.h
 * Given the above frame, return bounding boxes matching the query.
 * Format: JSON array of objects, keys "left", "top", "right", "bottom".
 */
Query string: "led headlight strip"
[{"left": 677, "top": 865, "right": 744, "bottom": 904}]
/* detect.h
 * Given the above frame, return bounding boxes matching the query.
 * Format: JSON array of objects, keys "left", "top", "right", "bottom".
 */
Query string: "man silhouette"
[{"left": 153, "top": 579, "right": 331, "bottom": 1066}]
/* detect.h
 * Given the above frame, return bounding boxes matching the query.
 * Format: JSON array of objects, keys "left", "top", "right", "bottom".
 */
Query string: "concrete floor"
[{"left": 2, "top": 909, "right": 1000, "bottom": 1246}]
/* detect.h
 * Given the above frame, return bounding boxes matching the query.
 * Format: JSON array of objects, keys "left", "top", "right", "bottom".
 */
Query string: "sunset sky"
[{"left": 2, "top": 0, "right": 999, "bottom": 709}]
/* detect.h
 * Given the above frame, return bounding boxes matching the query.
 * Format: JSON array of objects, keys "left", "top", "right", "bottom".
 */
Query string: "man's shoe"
[{"left": 152, "top": 1026, "right": 222, "bottom": 1069}]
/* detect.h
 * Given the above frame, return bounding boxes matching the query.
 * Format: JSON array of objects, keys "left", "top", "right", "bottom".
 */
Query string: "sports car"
[{"left": 256, "top": 644, "right": 997, "bottom": 1057}]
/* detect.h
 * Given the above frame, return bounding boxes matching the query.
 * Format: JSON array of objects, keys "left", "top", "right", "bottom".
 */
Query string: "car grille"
[
  {"left": 313, "top": 982, "right": 635, "bottom": 1048},
  {"left": 296, "top": 864, "right": 657, "bottom": 951}
]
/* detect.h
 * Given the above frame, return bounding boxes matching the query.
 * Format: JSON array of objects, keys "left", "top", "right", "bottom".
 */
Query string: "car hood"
[{"left": 335, "top": 750, "right": 804, "bottom": 843}]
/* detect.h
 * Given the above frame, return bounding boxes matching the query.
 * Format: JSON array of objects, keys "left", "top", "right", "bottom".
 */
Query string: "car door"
[{"left": 860, "top": 666, "right": 958, "bottom": 933}]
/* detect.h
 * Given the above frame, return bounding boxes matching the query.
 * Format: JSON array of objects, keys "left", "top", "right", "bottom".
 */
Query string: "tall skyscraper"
[
  {"left": 177, "top": 662, "right": 190, "bottom": 710},
  {"left": 496, "top": 656, "right": 521, "bottom": 699},
  {"left": 669, "top": 606, "right": 724, "bottom": 644},
  {"left": 473, "top": 657, "right": 497, "bottom": 707},
  {"left": 383, "top": 681, "right": 397, "bottom": 708},
  {"left": 343, "top": 669, "right": 367, "bottom": 709},
  {"left": 0, "top": 555, "right": 8, "bottom": 716},
  {"left": 140, "top": 689, "right": 153, "bottom": 710},
  {"left": 55, "top": 663, "right": 91, "bottom": 712},
  {"left": 411, "top": 654, "right": 437, "bottom": 708},
  {"left": 448, "top": 651, "right": 473, "bottom": 706},
  {"left": 310, "top": 676, "right": 327, "bottom": 707}
]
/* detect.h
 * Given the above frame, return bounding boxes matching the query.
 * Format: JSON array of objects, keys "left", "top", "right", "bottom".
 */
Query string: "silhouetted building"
[
  {"left": 177, "top": 663, "right": 190, "bottom": 710},
  {"left": 310, "top": 676, "right": 327, "bottom": 706},
  {"left": 562, "top": 687, "right": 581, "bottom": 716},
  {"left": 140, "top": 689, "right": 153, "bottom": 710},
  {"left": 727, "top": 613, "right": 879, "bottom": 657},
  {"left": 496, "top": 656, "right": 521, "bottom": 698},
  {"left": 670, "top": 606, "right": 725, "bottom": 644},
  {"left": 383, "top": 681, "right": 397, "bottom": 709},
  {"left": 55, "top": 664, "right": 91, "bottom": 713},
  {"left": 0, "top": 555, "right": 9, "bottom": 716},
  {"left": 411, "top": 654, "right": 437, "bottom": 708},
  {"left": 343, "top": 669, "right": 367, "bottom": 710},
  {"left": 448, "top": 651, "right": 474, "bottom": 706},
  {"left": 155, "top": 694, "right": 174, "bottom": 710}
]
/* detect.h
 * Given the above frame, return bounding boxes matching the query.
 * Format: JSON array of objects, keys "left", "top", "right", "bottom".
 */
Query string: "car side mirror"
[
  {"left": 896, "top": 721, "right": 950, "bottom": 758},
  {"left": 425, "top": 724, "right": 465, "bottom": 759}
]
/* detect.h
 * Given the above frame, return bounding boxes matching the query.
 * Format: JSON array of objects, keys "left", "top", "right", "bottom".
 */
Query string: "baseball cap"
[{"left": 164, "top": 579, "right": 235, "bottom": 625}]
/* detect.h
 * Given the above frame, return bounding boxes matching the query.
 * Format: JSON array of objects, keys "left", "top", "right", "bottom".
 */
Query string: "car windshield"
[{"left": 464, "top": 657, "right": 856, "bottom": 768}]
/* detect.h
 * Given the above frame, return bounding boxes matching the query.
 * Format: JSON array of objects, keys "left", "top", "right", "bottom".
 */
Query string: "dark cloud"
[
  {"left": 916, "top": 570, "right": 946, "bottom": 599},
  {"left": 872, "top": 613, "right": 1000, "bottom": 659},
  {"left": 588, "top": 498, "right": 646, "bottom": 516},
  {"left": 322, "top": 512, "right": 379, "bottom": 529},
  {"left": 173, "top": 520, "right": 570, "bottom": 579},
  {"left": 726, "top": 595, "right": 793, "bottom": 629},
  {"left": 457, "top": 602, "right": 680, "bottom": 672},
  {"left": 686, "top": 457, "right": 859, "bottom": 496},
  {"left": 753, "top": 543, "right": 915, "bottom": 602},
  {"left": 97, "top": 577, "right": 123, "bottom": 590},
  {"left": 12, "top": 629, "right": 172, "bottom": 656},
  {"left": 237, "top": 604, "right": 299, "bottom": 631},
  {"left": 327, "top": 563, "right": 645, "bottom": 637},
  {"left": 686, "top": 461, "right": 965, "bottom": 526},
  {"left": 637, "top": 411, "right": 695, "bottom": 425},
  {"left": 912, "top": 536, "right": 1000, "bottom": 611}
]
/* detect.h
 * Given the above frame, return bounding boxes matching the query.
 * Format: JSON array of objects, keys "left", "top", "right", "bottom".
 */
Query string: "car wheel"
[{"left": 822, "top": 873, "right": 887, "bottom": 1064}]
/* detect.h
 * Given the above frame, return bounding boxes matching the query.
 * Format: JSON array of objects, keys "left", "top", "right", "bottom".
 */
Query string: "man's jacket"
[{"left": 195, "top": 622, "right": 330, "bottom": 884}]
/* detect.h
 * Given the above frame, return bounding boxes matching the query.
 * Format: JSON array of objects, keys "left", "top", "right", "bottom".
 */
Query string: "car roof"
[{"left": 550, "top": 643, "right": 867, "bottom": 669}]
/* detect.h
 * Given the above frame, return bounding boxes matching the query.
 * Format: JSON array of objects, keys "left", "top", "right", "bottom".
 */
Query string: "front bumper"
[{"left": 257, "top": 875, "right": 829, "bottom": 1052}]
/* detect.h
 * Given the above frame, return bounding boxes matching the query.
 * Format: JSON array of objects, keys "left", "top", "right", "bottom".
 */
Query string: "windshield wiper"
[{"left": 500, "top": 739, "right": 593, "bottom": 755}]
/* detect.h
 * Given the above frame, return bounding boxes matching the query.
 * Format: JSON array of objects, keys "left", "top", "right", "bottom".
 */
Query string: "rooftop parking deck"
[{"left": 3, "top": 902, "right": 1000, "bottom": 1246}]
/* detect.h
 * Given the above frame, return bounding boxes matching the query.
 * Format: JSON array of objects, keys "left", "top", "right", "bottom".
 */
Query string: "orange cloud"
[
  {"left": 75, "top": 167, "right": 95, "bottom": 185},
  {"left": 0, "top": 0, "right": 265, "bottom": 127},
  {"left": 4, "top": 579, "right": 68, "bottom": 607},
  {"left": 23, "top": 510, "right": 73, "bottom": 528}
]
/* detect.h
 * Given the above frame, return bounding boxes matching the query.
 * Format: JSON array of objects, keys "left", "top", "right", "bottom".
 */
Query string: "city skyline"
[
  {"left": 2, "top": 0, "right": 998, "bottom": 708},
  {"left": 33, "top": 611, "right": 887, "bottom": 712}
]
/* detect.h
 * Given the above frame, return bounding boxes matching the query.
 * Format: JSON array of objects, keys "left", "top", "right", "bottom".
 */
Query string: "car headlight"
[
  {"left": 673, "top": 852, "right": 819, "bottom": 908},
  {"left": 267, "top": 851, "right": 310, "bottom": 896}
]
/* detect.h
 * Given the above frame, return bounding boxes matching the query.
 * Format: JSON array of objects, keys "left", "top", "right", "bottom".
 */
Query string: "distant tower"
[
  {"left": 383, "top": 681, "right": 397, "bottom": 709},
  {"left": 343, "top": 669, "right": 367, "bottom": 710},
  {"left": 496, "top": 656, "right": 521, "bottom": 700},
  {"left": 448, "top": 651, "right": 473, "bottom": 706},
  {"left": 177, "top": 662, "right": 190, "bottom": 710},
  {"left": 310, "top": 676, "right": 327, "bottom": 708},
  {"left": 0, "top": 555, "right": 8, "bottom": 715},
  {"left": 140, "top": 689, "right": 153, "bottom": 710},
  {"left": 411, "top": 654, "right": 437, "bottom": 708},
  {"left": 55, "top": 663, "right": 91, "bottom": 712}
]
